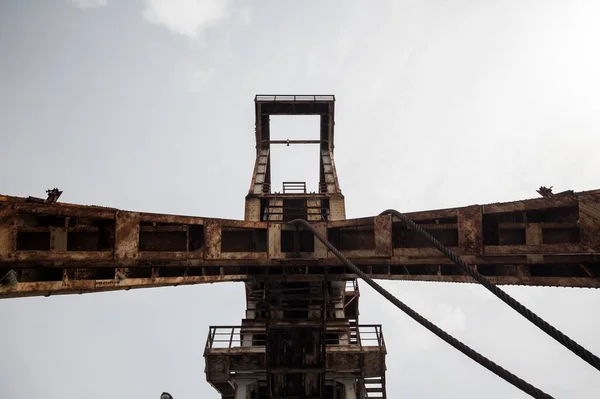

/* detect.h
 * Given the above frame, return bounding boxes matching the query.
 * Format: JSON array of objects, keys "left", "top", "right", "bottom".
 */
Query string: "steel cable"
[
  {"left": 290, "top": 218, "right": 554, "bottom": 399},
  {"left": 381, "top": 208, "right": 600, "bottom": 372}
]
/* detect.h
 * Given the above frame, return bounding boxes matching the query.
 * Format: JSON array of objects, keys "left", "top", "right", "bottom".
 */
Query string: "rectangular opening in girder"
[
  {"left": 15, "top": 214, "right": 115, "bottom": 252},
  {"left": 542, "top": 227, "right": 580, "bottom": 244},
  {"left": 221, "top": 227, "right": 267, "bottom": 252},
  {"left": 16, "top": 231, "right": 50, "bottom": 250},
  {"left": 283, "top": 198, "right": 308, "bottom": 221},
  {"left": 483, "top": 206, "right": 580, "bottom": 245},
  {"left": 67, "top": 219, "right": 114, "bottom": 251},
  {"left": 138, "top": 222, "right": 204, "bottom": 252},
  {"left": 328, "top": 224, "right": 375, "bottom": 251},
  {"left": 281, "top": 230, "right": 314, "bottom": 252},
  {"left": 392, "top": 219, "right": 458, "bottom": 248}
]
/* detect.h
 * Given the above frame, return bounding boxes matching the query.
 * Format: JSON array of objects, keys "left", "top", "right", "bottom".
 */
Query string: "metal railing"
[
  {"left": 282, "top": 182, "right": 306, "bottom": 194},
  {"left": 357, "top": 324, "right": 385, "bottom": 348},
  {"left": 345, "top": 279, "right": 359, "bottom": 294},
  {"left": 205, "top": 326, "right": 267, "bottom": 349},
  {"left": 205, "top": 324, "right": 384, "bottom": 351},
  {"left": 255, "top": 95, "right": 335, "bottom": 102},
  {"left": 259, "top": 181, "right": 329, "bottom": 195}
]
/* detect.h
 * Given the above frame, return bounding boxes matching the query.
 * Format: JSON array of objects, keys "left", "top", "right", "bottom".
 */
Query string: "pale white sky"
[{"left": 1, "top": 1, "right": 600, "bottom": 398}]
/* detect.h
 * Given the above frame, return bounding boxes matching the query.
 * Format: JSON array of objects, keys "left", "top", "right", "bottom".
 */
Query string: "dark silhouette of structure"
[{"left": 1, "top": 95, "right": 599, "bottom": 398}]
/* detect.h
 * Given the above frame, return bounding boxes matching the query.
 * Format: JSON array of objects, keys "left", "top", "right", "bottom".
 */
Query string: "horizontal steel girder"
[{"left": 1, "top": 189, "right": 600, "bottom": 298}]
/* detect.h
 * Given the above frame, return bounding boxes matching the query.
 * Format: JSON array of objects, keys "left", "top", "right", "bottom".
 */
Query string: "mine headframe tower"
[
  {"left": 1, "top": 94, "right": 600, "bottom": 398},
  {"left": 204, "top": 95, "right": 385, "bottom": 398}
]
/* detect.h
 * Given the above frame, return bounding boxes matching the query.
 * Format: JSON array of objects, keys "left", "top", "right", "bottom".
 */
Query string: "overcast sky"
[{"left": 1, "top": 0, "right": 600, "bottom": 398}]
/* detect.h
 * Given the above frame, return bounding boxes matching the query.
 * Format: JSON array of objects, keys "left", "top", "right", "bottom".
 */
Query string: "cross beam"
[{"left": 1, "top": 189, "right": 599, "bottom": 298}]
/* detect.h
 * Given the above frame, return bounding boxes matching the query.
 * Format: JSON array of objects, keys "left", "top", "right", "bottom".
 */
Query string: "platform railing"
[
  {"left": 355, "top": 324, "right": 384, "bottom": 348},
  {"left": 282, "top": 181, "right": 306, "bottom": 194},
  {"left": 205, "top": 324, "right": 384, "bottom": 351},
  {"left": 255, "top": 95, "right": 335, "bottom": 102},
  {"left": 345, "top": 279, "right": 359, "bottom": 294}
]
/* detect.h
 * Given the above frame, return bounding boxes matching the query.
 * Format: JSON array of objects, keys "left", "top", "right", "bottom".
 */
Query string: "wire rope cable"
[
  {"left": 380, "top": 208, "right": 600, "bottom": 372},
  {"left": 290, "top": 218, "right": 554, "bottom": 399}
]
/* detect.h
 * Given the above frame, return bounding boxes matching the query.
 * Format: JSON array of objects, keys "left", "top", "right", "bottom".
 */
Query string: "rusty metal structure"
[{"left": 1, "top": 94, "right": 600, "bottom": 398}]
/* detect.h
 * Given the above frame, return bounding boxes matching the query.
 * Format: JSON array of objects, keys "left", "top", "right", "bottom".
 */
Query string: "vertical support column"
[
  {"left": 234, "top": 378, "right": 254, "bottom": 399},
  {"left": 50, "top": 227, "right": 67, "bottom": 252},
  {"left": 320, "top": 150, "right": 336, "bottom": 194},
  {"left": 0, "top": 206, "right": 15, "bottom": 260},
  {"left": 245, "top": 196, "right": 262, "bottom": 221},
  {"left": 329, "top": 194, "right": 346, "bottom": 221},
  {"left": 374, "top": 214, "right": 392, "bottom": 257},
  {"left": 579, "top": 194, "right": 600, "bottom": 251},
  {"left": 313, "top": 222, "right": 328, "bottom": 258},
  {"left": 525, "top": 223, "right": 544, "bottom": 264},
  {"left": 204, "top": 220, "right": 221, "bottom": 259},
  {"left": 115, "top": 211, "right": 140, "bottom": 266},
  {"left": 241, "top": 318, "right": 254, "bottom": 347},
  {"left": 337, "top": 378, "right": 357, "bottom": 399},
  {"left": 526, "top": 224, "right": 543, "bottom": 245},
  {"left": 458, "top": 205, "right": 482, "bottom": 254},
  {"left": 242, "top": 285, "right": 258, "bottom": 347},
  {"left": 321, "top": 278, "right": 328, "bottom": 397},
  {"left": 333, "top": 281, "right": 350, "bottom": 345},
  {"left": 268, "top": 223, "right": 282, "bottom": 259},
  {"left": 252, "top": 148, "right": 270, "bottom": 195}
]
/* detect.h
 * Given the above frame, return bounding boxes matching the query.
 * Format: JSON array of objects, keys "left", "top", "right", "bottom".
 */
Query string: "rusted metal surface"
[
  {"left": 482, "top": 192, "right": 579, "bottom": 214},
  {"left": 458, "top": 205, "right": 482, "bottom": 254},
  {"left": 579, "top": 191, "right": 600, "bottom": 251},
  {"left": 0, "top": 274, "right": 246, "bottom": 298},
  {"left": 204, "top": 325, "right": 384, "bottom": 363},
  {"left": 246, "top": 94, "right": 342, "bottom": 236},
  {"left": 1, "top": 189, "right": 600, "bottom": 298},
  {"left": 205, "top": 276, "right": 386, "bottom": 397},
  {"left": 374, "top": 214, "right": 392, "bottom": 256},
  {"left": 203, "top": 220, "right": 220, "bottom": 259},
  {"left": 115, "top": 211, "right": 139, "bottom": 264},
  {"left": 4, "top": 95, "right": 600, "bottom": 398},
  {"left": 0, "top": 203, "right": 15, "bottom": 259}
]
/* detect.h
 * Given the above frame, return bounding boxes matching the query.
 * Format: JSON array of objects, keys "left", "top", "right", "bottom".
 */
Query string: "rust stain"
[
  {"left": 0, "top": 275, "right": 247, "bottom": 298},
  {"left": 483, "top": 194, "right": 579, "bottom": 214},
  {"left": 374, "top": 214, "right": 392, "bottom": 256},
  {"left": 404, "top": 208, "right": 458, "bottom": 221},
  {"left": 11, "top": 251, "right": 113, "bottom": 262},
  {"left": 579, "top": 193, "right": 600, "bottom": 251},
  {"left": 114, "top": 211, "right": 140, "bottom": 263},
  {"left": 139, "top": 212, "right": 204, "bottom": 225},
  {"left": 485, "top": 243, "right": 585, "bottom": 254},
  {"left": 204, "top": 220, "right": 221, "bottom": 259},
  {"left": 0, "top": 188, "right": 599, "bottom": 298},
  {"left": 14, "top": 202, "right": 116, "bottom": 219},
  {"left": 458, "top": 205, "right": 482, "bottom": 254},
  {"left": 0, "top": 206, "right": 15, "bottom": 259},
  {"left": 136, "top": 251, "right": 204, "bottom": 261}
]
